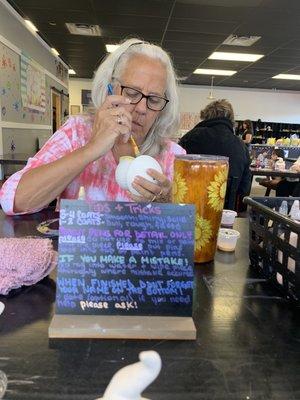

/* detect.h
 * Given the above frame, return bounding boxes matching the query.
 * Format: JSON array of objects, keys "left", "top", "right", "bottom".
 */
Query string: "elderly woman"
[{"left": 0, "top": 39, "right": 185, "bottom": 215}]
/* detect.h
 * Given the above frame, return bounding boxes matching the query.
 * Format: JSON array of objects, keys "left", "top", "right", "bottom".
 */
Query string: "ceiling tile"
[{"left": 6, "top": 0, "right": 300, "bottom": 91}]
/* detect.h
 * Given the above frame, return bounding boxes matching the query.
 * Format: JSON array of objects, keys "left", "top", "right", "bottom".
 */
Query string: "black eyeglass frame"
[{"left": 120, "top": 85, "right": 169, "bottom": 111}]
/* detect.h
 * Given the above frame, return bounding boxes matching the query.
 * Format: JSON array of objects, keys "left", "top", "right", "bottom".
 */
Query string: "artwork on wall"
[
  {"left": 55, "top": 59, "right": 68, "bottom": 84},
  {"left": 180, "top": 112, "right": 200, "bottom": 131},
  {"left": 20, "top": 53, "right": 46, "bottom": 112},
  {"left": 70, "top": 105, "right": 80, "bottom": 115},
  {"left": 81, "top": 89, "right": 92, "bottom": 105}
]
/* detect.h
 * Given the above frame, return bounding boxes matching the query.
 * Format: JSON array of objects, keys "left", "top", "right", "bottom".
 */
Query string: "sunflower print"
[
  {"left": 172, "top": 172, "right": 188, "bottom": 203},
  {"left": 207, "top": 168, "right": 228, "bottom": 211},
  {"left": 195, "top": 215, "right": 212, "bottom": 250}
]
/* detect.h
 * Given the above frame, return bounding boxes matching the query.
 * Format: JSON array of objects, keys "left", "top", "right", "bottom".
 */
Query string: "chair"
[{"left": 257, "top": 177, "right": 279, "bottom": 196}]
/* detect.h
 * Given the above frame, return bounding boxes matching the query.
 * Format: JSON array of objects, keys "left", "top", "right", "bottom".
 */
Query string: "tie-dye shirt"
[{"left": 0, "top": 116, "right": 185, "bottom": 215}]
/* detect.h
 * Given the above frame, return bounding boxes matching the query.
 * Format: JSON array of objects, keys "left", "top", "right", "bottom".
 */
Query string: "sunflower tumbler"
[{"left": 172, "top": 155, "right": 229, "bottom": 263}]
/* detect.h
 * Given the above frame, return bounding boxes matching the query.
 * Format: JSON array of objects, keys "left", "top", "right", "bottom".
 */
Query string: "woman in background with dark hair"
[{"left": 242, "top": 119, "right": 253, "bottom": 146}]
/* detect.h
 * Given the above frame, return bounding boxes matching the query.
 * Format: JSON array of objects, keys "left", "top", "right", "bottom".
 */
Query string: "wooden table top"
[{"left": 0, "top": 209, "right": 299, "bottom": 400}]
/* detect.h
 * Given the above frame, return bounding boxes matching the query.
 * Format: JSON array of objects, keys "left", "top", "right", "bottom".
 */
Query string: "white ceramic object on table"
[
  {"left": 115, "top": 156, "right": 135, "bottom": 190},
  {"left": 274, "top": 158, "right": 285, "bottom": 171},
  {"left": 126, "top": 155, "right": 162, "bottom": 196},
  {"left": 217, "top": 228, "right": 240, "bottom": 252},
  {"left": 0, "top": 370, "right": 7, "bottom": 399},
  {"left": 97, "top": 350, "right": 162, "bottom": 400}
]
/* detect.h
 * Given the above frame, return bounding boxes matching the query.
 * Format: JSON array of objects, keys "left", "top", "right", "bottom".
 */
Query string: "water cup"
[
  {"left": 221, "top": 209, "right": 237, "bottom": 228},
  {"left": 217, "top": 228, "right": 240, "bottom": 252},
  {"left": 172, "top": 154, "right": 229, "bottom": 263}
]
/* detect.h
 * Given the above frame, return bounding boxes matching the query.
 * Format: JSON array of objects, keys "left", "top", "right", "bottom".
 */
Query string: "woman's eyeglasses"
[{"left": 120, "top": 85, "right": 169, "bottom": 111}]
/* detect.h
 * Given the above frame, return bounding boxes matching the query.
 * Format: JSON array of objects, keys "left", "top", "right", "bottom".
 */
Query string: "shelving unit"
[{"left": 236, "top": 120, "right": 300, "bottom": 144}]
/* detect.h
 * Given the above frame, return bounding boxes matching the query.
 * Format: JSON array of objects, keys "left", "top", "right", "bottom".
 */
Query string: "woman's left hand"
[{"left": 127, "top": 168, "right": 172, "bottom": 203}]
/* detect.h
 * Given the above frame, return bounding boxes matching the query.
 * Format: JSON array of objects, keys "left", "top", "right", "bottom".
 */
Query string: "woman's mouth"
[{"left": 132, "top": 121, "right": 143, "bottom": 127}]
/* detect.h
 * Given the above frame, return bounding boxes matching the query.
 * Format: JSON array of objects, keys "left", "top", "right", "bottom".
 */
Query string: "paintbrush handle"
[{"left": 130, "top": 136, "right": 140, "bottom": 157}]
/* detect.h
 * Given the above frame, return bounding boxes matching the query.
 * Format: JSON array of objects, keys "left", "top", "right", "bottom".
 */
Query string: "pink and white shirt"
[{"left": 0, "top": 116, "right": 185, "bottom": 215}]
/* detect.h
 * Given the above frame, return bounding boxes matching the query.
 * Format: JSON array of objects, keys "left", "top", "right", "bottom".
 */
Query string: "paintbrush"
[{"left": 130, "top": 135, "right": 140, "bottom": 157}]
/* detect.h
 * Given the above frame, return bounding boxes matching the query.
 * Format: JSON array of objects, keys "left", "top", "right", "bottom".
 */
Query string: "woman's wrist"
[{"left": 81, "top": 142, "right": 106, "bottom": 163}]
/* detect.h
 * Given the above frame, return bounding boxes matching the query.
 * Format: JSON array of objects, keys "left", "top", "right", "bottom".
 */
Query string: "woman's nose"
[{"left": 134, "top": 97, "right": 147, "bottom": 114}]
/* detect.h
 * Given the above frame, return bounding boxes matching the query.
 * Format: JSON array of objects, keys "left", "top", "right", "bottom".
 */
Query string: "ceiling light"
[
  {"left": 272, "top": 74, "right": 300, "bottom": 80},
  {"left": 66, "top": 23, "right": 101, "bottom": 37},
  {"left": 106, "top": 44, "right": 120, "bottom": 53},
  {"left": 222, "top": 34, "right": 261, "bottom": 47},
  {"left": 51, "top": 48, "right": 59, "bottom": 56},
  {"left": 24, "top": 19, "right": 38, "bottom": 32},
  {"left": 209, "top": 52, "right": 264, "bottom": 62},
  {"left": 68, "top": 69, "right": 76, "bottom": 75},
  {"left": 194, "top": 68, "right": 236, "bottom": 76}
]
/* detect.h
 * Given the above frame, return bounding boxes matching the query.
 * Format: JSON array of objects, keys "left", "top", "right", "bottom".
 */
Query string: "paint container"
[
  {"left": 217, "top": 228, "right": 240, "bottom": 252},
  {"left": 221, "top": 209, "right": 237, "bottom": 228}
]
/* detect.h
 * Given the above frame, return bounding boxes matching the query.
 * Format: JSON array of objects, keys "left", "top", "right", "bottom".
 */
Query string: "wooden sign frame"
[{"left": 49, "top": 314, "right": 196, "bottom": 340}]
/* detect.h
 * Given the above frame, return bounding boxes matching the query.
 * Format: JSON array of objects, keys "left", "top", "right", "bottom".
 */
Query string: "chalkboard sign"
[{"left": 55, "top": 200, "right": 195, "bottom": 317}]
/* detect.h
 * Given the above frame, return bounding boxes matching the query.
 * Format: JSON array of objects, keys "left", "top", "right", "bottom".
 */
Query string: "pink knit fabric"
[{"left": 0, "top": 238, "right": 57, "bottom": 295}]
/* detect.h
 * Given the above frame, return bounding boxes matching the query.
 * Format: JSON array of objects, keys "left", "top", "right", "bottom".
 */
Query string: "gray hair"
[
  {"left": 200, "top": 99, "right": 235, "bottom": 126},
  {"left": 91, "top": 38, "right": 179, "bottom": 156}
]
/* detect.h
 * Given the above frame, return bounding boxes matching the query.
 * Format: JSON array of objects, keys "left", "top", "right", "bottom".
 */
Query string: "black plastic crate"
[{"left": 244, "top": 196, "right": 300, "bottom": 304}]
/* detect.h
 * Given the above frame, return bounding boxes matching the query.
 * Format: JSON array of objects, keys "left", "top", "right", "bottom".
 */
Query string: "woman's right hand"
[{"left": 85, "top": 95, "right": 132, "bottom": 162}]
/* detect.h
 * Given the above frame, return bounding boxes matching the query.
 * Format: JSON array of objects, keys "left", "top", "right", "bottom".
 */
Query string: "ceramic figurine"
[
  {"left": 115, "top": 156, "right": 135, "bottom": 190},
  {"left": 115, "top": 155, "right": 162, "bottom": 196},
  {"left": 98, "top": 350, "right": 161, "bottom": 400}
]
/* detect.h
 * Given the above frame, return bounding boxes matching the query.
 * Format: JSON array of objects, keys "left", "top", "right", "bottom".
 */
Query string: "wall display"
[
  {"left": 55, "top": 59, "right": 68, "bottom": 85},
  {"left": 0, "top": 41, "right": 63, "bottom": 126},
  {"left": 55, "top": 200, "right": 195, "bottom": 317},
  {"left": 81, "top": 89, "right": 92, "bottom": 106},
  {"left": 20, "top": 53, "right": 46, "bottom": 112},
  {"left": 180, "top": 112, "right": 200, "bottom": 131},
  {"left": 70, "top": 105, "right": 80, "bottom": 115}
]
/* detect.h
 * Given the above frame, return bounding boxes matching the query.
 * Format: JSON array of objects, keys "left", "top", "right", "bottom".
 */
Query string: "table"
[
  {"left": 250, "top": 167, "right": 300, "bottom": 179},
  {"left": 0, "top": 210, "right": 299, "bottom": 400},
  {"left": 0, "top": 153, "right": 32, "bottom": 180}
]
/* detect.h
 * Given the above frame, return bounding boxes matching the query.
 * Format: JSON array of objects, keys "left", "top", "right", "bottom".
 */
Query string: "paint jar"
[
  {"left": 172, "top": 154, "right": 229, "bottom": 263},
  {"left": 217, "top": 228, "right": 240, "bottom": 252},
  {"left": 221, "top": 209, "right": 237, "bottom": 228}
]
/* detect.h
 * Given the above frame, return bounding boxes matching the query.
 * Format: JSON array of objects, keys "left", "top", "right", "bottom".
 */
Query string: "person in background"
[
  {"left": 0, "top": 38, "right": 185, "bottom": 215},
  {"left": 271, "top": 148, "right": 285, "bottom": 167},
  {"left": 276, "top": 156, "right": 300, "bottom": 197},
  {"left": 242, "top": 119, "right": 253, "bottom": 146},
  {"left": 179, "top": 99, "right": 251, "bottom": 209},
  {"left": 258, "top": 148, "right": 285, "bottom": 192}
]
